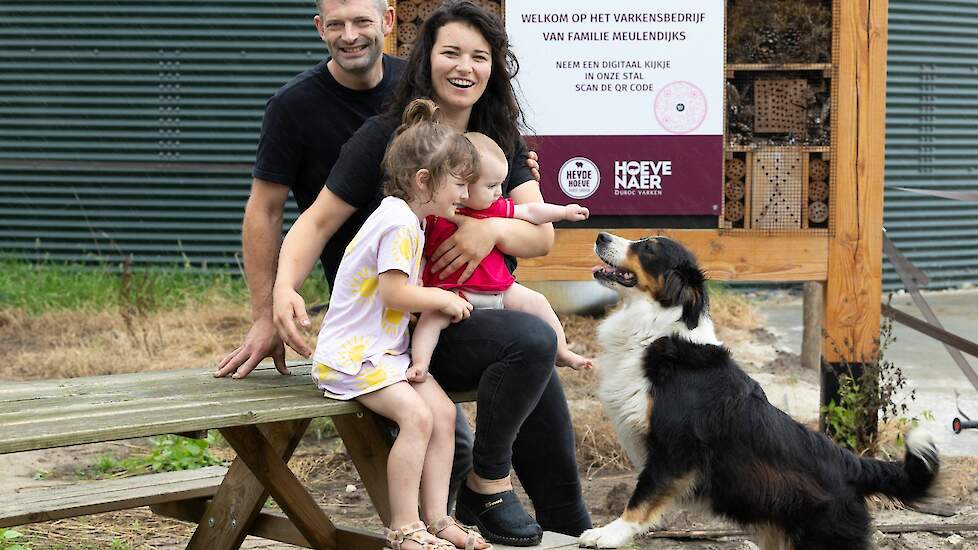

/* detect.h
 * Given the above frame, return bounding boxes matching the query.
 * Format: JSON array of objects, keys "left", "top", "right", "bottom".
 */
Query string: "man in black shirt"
[
  {"left": 216, "top": 0, "right": 489, "bottom": 517},
  {"left": 216, "top": 0, "right": 403, "bottom": 378}
]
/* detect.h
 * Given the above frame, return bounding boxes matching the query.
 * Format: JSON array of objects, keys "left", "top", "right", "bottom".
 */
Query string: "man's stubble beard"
[{"left": 328, "top": 37, "right": 384, "bottom": 74}]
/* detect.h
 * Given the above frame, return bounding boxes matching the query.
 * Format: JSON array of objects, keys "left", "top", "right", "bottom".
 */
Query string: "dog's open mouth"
[{"left": 592, "top": 261, "right": 637, "bottom": 287}]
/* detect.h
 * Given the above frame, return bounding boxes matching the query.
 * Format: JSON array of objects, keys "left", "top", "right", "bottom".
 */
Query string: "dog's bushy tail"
[{"left": 853, "top": 430, "right": 939, "bottom": 502}]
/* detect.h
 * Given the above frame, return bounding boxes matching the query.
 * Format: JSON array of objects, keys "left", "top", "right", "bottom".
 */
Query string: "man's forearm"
[{"left": 242, "top": 207, "right": 283, "bottom": 322}]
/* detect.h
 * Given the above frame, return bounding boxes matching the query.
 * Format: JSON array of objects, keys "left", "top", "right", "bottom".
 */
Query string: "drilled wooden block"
[
  {"left": 417, "top": 0, "right": 437, "bottom": 20},
  {"left": 397, "top": 21, "right": 418, "bottom": 44},
  {"left": 751, "top": 150, "right": 803, "bottom": 229},
  {"left": 725, "top": 157, "right": 746, "bottom": 181},
  {"left": 808, "top": 178, "right": 829, "bottom": 202},
  {"left": 724, "top": 199, "right": 745, "bottom": 222},
  {"left": 477, "top": 0, "right": 502, "bottom": 18},
  {"left": 809, "top": 201, "right": 829, "bottom": 224},
  {"left": 809, "top": 158, "right": 829, "bottom": 181},
  {"left": 397, "top": 0, "right": 418, "bottom": 22},
  {"left": 754, "top": 79, "right": 808, "bottom": 135},
  {"left": 725, "top": 179, "right": 745, "bottom": 201}
]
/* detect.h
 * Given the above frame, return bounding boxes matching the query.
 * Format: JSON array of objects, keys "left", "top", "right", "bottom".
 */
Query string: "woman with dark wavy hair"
[
  {"left": 387, "top": 0, "right": 526, "bottom": 167},
  {"left": 273, "top": 1, "right": 591, "bottom": 545}
]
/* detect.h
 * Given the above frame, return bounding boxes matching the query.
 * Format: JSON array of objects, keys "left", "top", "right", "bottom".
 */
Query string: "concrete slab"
[
  {"left": 755, "top": 289, "right": 978, "bottom": 456},
  {"left": 492, "top": 531, "right": 579, "bottom": 550}
]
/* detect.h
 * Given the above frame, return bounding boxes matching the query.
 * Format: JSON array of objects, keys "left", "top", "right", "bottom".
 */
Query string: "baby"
[{"left": 410, "top": 132, "right": 592, "bottom": 378}]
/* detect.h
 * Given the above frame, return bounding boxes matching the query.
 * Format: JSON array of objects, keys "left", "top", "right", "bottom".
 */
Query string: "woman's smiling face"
[{"left": 429, "top": 21, "right": 491, "bottom": 117}]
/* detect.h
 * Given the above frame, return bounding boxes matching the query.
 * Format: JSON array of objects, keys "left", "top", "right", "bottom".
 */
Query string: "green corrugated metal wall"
[
  {"left": 885, "top": 1, "right": 978, "bottom": 290},
  {"left": 0, "top": 1, "right": 322, "bottom": 269},
  {"left": 3, "top": 2, "right": 977, "bottom": 288}
]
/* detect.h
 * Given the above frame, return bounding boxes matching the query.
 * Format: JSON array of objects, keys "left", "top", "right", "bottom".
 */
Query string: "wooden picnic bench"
[{"left": 0, "top": 362, "right": 578, "bottom": 550}]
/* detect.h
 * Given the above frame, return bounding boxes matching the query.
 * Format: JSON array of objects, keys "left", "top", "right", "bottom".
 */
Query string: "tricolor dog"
[{"left": 580, "top": 232, "right": 939, "bottom": 550}]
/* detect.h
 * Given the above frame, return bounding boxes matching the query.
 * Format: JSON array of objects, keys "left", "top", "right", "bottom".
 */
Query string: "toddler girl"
[
  {"left": 274, "top": 99, "right": 489, "bottom": 550},
  {"left": 411, "top": 132, "right": 593, "bottom": 376}
]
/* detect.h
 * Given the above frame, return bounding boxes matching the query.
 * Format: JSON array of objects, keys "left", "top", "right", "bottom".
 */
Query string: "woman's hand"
[
  {"left": 439, "top": 290, "right": 473, "bottom": 322},
  {"left": 429, "top": 216, "right": 498, "bottom": 283},
  {"left": 526, "top": 150, "right": 541, "bottom": 182},
  {"left": 272, "top": 284, "right": 313, "bottom": 358}
]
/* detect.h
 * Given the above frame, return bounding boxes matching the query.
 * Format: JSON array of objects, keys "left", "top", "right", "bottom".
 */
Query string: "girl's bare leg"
[
  {"left": 502, "top": 283, "right": 592, "bottom": 370},
  {"left": 356, "top": 381, "right": 434, "bottom": 534},
  {"left": 412, "top": 376, "right": 489, "bottom": 549},
  {"left": 411, "top": 310, "right": 452, "bottom": 373}
]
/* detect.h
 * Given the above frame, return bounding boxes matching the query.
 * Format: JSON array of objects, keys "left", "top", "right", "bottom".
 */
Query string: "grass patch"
[{"left": 0, "top": 259, "right": 330, "bottom": 315}]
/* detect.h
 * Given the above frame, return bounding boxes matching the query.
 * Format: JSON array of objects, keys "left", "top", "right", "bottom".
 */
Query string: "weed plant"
[
  {"left": 821, "top": 300, "right": 930, "bottom": 456},
  {"left": 81, "top": 433, "right": 226, "bottom": 479},
  {"left": 0, "top": 528, "right": 28, "bottom": 550}
]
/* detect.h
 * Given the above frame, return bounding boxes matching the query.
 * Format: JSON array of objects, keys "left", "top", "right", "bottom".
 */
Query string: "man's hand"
[
  {"left": 564, "top": 204, "right": 590, "bottom": 221},
  {"left": 215, "top": 318, "right": 289, "bottom": 378},
  {"left": 429, "top": 216, "right": 497, "bottom": 283},
  {"left": 526, "top": 150, "right": 541, "bottom": 182},
  {"left": 273, "top": 285, "right": 314, "bottom": 358}
]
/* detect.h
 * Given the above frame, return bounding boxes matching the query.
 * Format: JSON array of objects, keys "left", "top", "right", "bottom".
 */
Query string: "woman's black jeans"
[{"left": 430, "top": 308, "right": 592, "bottom": 536}]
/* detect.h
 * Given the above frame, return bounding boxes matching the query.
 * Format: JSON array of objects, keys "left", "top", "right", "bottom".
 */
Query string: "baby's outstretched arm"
[{"left": 513, "top": 202, "right": 589, "bottom": 225}]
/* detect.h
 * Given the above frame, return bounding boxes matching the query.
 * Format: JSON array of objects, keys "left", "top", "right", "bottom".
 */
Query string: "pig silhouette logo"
[{"left": 559, "top": 157, "right": 600, "bottom": 200}]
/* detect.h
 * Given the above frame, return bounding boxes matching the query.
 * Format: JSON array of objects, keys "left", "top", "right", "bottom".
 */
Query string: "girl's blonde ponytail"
[{"left": 396, "top": 98, "right": 440, "bottom": 136}]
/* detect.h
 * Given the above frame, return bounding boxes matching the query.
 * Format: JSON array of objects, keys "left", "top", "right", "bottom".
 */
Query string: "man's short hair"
[{"left": 315, "top": 0, "right": 389, "bottom": 17}]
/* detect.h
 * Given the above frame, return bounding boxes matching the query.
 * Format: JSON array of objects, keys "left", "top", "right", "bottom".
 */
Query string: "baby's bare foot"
[{"left": 556, "top": 349, "right": 593, "bottom": 370}]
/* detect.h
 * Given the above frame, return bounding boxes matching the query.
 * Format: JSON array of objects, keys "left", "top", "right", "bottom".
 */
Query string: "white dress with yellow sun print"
[{"left": 312, "top": 196, "right": 424, "bottom": 400}]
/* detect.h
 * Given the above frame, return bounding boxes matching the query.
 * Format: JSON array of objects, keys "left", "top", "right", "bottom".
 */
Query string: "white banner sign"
[{"left": 508, "top": 1, "right": 725, "bottom": 136}]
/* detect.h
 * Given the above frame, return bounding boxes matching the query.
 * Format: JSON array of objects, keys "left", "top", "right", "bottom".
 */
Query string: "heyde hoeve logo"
[{"left": 558, "top": 157, "right": 600, "bottom": 199}]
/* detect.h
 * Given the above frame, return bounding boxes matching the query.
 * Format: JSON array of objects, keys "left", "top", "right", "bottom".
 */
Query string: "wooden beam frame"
[
  {"left": 518, "top": 229, "right": 829, "bottom": 282},
  {"left": 823, "top": 0, "right": 888, "bottom": 362}
]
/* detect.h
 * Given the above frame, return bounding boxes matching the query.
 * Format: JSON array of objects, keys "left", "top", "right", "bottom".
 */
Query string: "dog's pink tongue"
[{"left": 592, "top": 265, "right": 604, "bottom": 274}]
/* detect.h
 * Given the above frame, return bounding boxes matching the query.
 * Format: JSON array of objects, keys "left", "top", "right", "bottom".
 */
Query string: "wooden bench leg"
[
  {"left": 219, "top": 424, "right": 337, "bottom": 550},
  {"left": 332, "top": 411, "right": 395, "bottom": 526},
  {"left": 186, "top": 419, "right": 309, "bottom": 550},
  {"left": 154, "top": 499, "right": 386, "bottom": 549}
]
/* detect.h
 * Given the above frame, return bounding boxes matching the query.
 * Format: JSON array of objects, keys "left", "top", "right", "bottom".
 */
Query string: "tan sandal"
[
  {"left": 386, "top": 521, "right": 456, "bottom": 550},
  {"left": 427, "top": 516, "right": 492, "bottom": 550}
]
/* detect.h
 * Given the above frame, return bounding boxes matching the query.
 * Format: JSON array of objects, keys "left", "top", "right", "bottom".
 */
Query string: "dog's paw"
[{"left": 578, "top": 519, "right": 636, "bottom": 548}]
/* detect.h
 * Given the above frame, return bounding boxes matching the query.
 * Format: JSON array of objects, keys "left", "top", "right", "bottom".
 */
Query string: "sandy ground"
[{"left": 4, "top": 294, "right": 978, "bottom": 549}]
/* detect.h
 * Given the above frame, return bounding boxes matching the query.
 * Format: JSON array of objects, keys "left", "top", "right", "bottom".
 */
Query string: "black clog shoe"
[{"left": 455, "top": 484, "right": 543, "bottom": 547}]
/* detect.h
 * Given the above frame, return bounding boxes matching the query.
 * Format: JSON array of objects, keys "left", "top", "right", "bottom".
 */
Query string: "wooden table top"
[{"left": 0, "top": 362, "right": 359, "bottom": 454}]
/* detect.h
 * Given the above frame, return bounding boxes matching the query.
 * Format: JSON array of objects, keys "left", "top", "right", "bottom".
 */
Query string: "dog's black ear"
[{"left": 662, "top": 263, "right": 707, "bottom": 329}]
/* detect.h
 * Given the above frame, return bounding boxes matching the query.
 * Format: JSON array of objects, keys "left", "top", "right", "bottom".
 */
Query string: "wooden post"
[
  {"left": 802, "top": 282, "right": 823, "bottom": 370},
  {"left": 821, "top": 0, "right": 888, "bottom": 428}
]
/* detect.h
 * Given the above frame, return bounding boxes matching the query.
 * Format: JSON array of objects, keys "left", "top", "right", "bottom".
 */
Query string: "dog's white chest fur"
[{"left": 595, "top": 299, "right": 720, "bottom": 469}]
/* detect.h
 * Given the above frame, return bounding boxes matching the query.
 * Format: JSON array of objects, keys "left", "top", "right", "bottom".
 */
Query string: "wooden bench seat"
[{"left": 0, "top": 466, "right": 227, "bottom": 528}]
